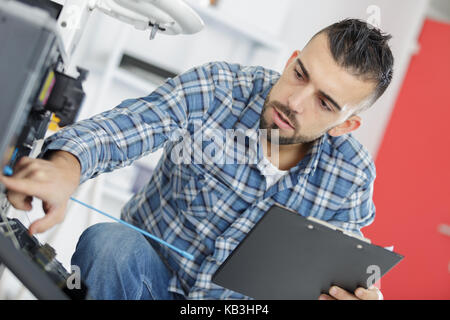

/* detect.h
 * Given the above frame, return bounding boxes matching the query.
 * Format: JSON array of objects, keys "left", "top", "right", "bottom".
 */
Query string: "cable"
[
  {"left": 0, "top": 197, "right": 20, "bottom": 250},
  {"left": 23, "top": 210, "right": 43, "bottom": 245},
  {"left": 69, "top": 196, "right": 194, "bottom": 261}
]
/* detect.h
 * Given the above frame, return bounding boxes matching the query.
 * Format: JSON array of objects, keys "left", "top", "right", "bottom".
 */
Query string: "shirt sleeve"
[
  {"left": 327, "top": 178, "right": 376, "bottom": 239},
  {"left": 38, "top": 63, "right": 214, "bottom": 184}
]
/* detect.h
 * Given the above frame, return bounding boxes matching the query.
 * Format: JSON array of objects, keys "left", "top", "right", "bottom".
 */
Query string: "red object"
[{"left": 363, "top": 19, "right": 450, "bottom": 300}]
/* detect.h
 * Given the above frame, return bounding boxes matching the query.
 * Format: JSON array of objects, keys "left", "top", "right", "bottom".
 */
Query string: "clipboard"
[{"left": 211, "top": 204, "right": 404, "bottom": 299}]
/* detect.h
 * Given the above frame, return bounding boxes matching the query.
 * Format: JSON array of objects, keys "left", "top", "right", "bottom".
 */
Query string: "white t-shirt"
[{"left": 258, "top": 156, "right": 289, "bottom": 189}]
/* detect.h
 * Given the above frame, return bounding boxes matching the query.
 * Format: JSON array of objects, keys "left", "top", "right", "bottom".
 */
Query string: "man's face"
[{"left": 260, "top": 33, "right": 376, "bottom": 144}]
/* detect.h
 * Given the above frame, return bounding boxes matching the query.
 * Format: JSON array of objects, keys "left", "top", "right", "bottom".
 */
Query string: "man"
[{"left": 0, "top": 19, "right": 393, "bottom": 300}]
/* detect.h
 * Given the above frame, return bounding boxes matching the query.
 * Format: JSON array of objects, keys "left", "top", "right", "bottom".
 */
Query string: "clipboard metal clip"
[{"left": 307, "top": 216, "right": 371, "bottom": 244}]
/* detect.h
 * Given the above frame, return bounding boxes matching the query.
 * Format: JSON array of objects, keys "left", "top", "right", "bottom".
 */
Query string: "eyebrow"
[{"left": 296, "top": 58, "right": 342, "bottom": 111}]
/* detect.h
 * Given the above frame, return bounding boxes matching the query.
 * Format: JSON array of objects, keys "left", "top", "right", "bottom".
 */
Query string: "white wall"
[{"left": 210, "top": 0, "right": 292, "bottom": 37}]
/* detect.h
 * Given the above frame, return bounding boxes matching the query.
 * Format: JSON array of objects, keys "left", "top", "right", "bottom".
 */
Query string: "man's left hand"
[{"left": 318, "top": 286, "right": 383, "bottom": 300}]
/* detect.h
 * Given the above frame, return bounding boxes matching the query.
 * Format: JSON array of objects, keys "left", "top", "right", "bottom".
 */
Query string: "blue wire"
[{"left": 69, "top": 196, "right": 194, "bottom": 261}]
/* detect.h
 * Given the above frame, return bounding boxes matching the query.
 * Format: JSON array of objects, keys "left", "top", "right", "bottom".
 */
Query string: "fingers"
[
  {"left": 0, "top": 156, "right": 70, "bottom": 234},
  {"left": 322, "top": 286, "right": 383, "bottom": 300},
  {"left": 12, "top": 156, "right": 35, "bottom": 173},
  {"left": 318, "top": 294, "right": 336, "bottom": 300},
  {"left": 0, "top": 175, "right": 41, "bottom": 198},
  {"left": 328, "top": 286, "right": 359, "bottom": 300},
  {"left": 28, "top": 203, "right": 66, "bottom": 234},
  {"left": 12, "top": 195, "right": 33, "bottom": 211},
  {"left": 0, "top": 175, "right": 34, "bottom": 210},
  {"left": 355, "top": 286, "right": 383, "bottom": 300}
]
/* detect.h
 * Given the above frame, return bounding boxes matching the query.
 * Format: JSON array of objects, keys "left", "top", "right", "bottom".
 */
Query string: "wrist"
[{"left": 46, "top": 150, "right": 81, "bottom": 182}]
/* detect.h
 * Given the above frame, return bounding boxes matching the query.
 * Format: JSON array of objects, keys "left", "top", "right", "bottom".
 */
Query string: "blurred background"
[{"left": 0, "top": 0, "right": 448, "bottom": 299}]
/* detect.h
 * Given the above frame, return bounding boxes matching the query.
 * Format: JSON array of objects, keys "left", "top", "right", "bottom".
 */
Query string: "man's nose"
[{"left": 287, "top": 86, "right": 315, "bottom": 114}]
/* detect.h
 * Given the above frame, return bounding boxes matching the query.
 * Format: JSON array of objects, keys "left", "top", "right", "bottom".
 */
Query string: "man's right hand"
[{"left": 0, "top": 151, "right": 81, "bottom": 235}]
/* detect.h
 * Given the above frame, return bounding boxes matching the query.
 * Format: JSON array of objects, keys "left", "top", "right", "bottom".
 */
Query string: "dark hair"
[{"left": 315, "top": 19, "right": 394, "bottom": 111}]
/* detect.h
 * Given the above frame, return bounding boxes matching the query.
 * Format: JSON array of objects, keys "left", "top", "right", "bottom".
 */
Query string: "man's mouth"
[{"left": 272, "top": 107, "right": 295, "bottom": 130}]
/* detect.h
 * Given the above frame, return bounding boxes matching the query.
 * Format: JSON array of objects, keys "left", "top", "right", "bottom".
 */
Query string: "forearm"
[{"left": 39, "top": 97, "right": 182, "bottom": 184}]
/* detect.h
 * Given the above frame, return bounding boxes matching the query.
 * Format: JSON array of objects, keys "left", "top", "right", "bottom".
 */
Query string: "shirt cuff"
[{"left": 38, "top": 137, "right": 91, "bottom": 185}]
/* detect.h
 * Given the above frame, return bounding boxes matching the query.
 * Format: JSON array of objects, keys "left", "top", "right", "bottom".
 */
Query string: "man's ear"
[
  {"left": 327, "top": 115, "right": 362, "bottom": 137},
  {"left": 284, "top": 50, "right": 300, "bottom": 71}
]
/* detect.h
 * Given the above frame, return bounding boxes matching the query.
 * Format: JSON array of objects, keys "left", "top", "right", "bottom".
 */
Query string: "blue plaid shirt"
[{"left": 40, "top": 61, "right": 376, "bottom": 299}]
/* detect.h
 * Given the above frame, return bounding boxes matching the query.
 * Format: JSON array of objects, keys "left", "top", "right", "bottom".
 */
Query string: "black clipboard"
[{"left": 212, "top": 204, "right": 404, "bottom": 299}]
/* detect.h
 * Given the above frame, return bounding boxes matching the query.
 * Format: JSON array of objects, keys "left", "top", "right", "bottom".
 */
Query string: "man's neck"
[{"left": 262, "top": 137, "right": 311, "bottom": 171}]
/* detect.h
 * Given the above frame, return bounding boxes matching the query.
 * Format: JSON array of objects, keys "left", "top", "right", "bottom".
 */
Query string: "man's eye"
[
  {"left": 319, "top": 99, "right": 332, "bottom": 111},
  {"left": 294, "top": 69, "right": 304, "bottom": 80}
]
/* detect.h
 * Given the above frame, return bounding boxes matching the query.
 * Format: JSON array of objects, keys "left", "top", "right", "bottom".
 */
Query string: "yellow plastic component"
[
  {"left": 39, "top": 70, "right": 55, "bottom": 104},
  {"left": 48, "top": 114, "right": 61, "bottom": 132}
]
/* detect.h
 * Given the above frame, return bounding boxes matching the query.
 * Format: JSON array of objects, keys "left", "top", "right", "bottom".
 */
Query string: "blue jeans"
[{"left": 71, "top": 222, "right": 185, "bottom": 300}]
